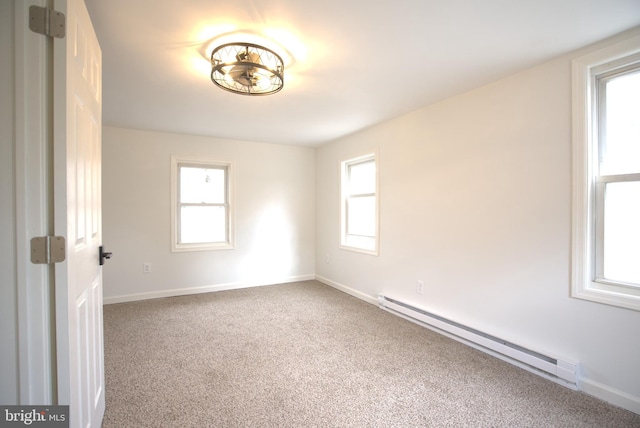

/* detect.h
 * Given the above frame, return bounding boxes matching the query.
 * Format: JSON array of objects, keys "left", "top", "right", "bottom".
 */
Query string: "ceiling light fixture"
[{"left": 210, "top": 42, "right": 284, "bottom": 96}]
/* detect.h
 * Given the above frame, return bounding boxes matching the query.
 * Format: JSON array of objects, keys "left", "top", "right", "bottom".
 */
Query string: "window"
[
  {"left": 171, "top": 156, "right": 233, "bottom": 252},
  {"left": 572, "top": 35, "right": 640, "bottom": 310},
  {"left": 340, "top": 153, "right": 378, "bottom": 255}
]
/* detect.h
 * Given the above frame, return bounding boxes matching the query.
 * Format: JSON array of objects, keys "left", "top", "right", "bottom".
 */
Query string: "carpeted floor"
[{"left": 102, "top": 280, "right": 640, "bottom": 427}]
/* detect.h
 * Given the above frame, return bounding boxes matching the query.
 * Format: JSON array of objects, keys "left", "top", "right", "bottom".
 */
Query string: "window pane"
[
  {"left": 601, "top": 70, "right": 640, "bottom": 176},
  {"left": 180, "top": 206, "right": 227, "bottom": 244},
  {"left": 348, "top": 160, "right": 375, "bottom": 195},
  {"left": 603, "top": 181, "right": 640, "bottom": 285},
  {"left": 180, "top": 167, "right": 226, "bottom": 204},
  {"left": 347, "top": 196, "right": 375, "bottom": 237}
]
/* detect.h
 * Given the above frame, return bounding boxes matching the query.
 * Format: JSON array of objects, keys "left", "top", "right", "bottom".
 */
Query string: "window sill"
[
  {"left": 171, "top": 242, "right": 234, "bottom": 253},
  {"left": 572, "top": 281, "right": 640, "bottom": 312},
  {"left": 339, "top": 244, "right": 378, "bottom": 256}
]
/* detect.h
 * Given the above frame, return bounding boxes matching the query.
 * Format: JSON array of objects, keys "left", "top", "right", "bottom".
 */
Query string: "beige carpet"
[{"left": 102, "top": 280, "right": 640, "bottom": 427}]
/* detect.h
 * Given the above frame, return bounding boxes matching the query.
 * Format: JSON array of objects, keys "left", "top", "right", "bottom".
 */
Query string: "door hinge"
[
  {"left": 30, "top": 236, "right": 66, "bottom": 264},
  {"left": 29, "top": 5, "right": 66, "bottom": 39}
]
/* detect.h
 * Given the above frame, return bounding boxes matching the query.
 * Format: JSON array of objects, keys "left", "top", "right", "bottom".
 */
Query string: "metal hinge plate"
[
  {"left": 31, "top": 236, "right": 66, "bottom": 264},
  {"left": 29, "top": 5, "right": 66, "bottom": 39}
]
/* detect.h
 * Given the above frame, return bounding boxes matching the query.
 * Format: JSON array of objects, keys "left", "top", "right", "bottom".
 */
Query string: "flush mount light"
[{"left": 210, "top": 42, "right": 284, "bottom": 96}]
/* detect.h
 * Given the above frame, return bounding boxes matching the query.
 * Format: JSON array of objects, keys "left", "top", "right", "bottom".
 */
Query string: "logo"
[{"left": 0, "top": 406, "right": 69, "bottom": 428}]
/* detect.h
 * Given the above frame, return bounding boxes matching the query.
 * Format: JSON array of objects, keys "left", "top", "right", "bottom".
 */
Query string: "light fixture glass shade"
[{"left": 211, "top": 42, "right": 284, "bottom": 95}]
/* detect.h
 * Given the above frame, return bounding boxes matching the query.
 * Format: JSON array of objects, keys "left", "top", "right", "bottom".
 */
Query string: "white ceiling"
[{"left": 85, "top": 0, "right": 640, "bottom": 147}]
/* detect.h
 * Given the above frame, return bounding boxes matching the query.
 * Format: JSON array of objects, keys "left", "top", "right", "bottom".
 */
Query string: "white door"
[{"left": 53, "top": 0, "right": 105, "bottom": 426}]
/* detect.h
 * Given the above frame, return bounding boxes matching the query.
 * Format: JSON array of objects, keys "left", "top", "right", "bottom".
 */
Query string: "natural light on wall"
[{"left": 241, "top": 206, "right": 294, "bottom": 284}]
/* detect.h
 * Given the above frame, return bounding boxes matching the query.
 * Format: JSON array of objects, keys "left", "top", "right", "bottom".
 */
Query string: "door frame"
[{"left": 13, "top": 0, "right": 56, "bottom": 405}]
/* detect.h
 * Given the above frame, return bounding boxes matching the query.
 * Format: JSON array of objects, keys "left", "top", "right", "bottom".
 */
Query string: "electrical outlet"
[
  {"left": 324, "top": 254, "right": 330, "bottom": 264},
  {"left": 143, "top": 262, "right": 152, "bottom": 273},
  {"left": 416, "top": 280, "right": 424, "bottom": 294}
]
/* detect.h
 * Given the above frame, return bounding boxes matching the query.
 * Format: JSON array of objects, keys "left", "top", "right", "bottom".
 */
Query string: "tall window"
[
  {"left": 341, "top": 153, "right": 378, "bottom": 255},
  {"left": 171, "top": 156, "right": 233, "bottom": 252},
  {"left": 572, "top": 36, "right": 640, "bottom": 310}
]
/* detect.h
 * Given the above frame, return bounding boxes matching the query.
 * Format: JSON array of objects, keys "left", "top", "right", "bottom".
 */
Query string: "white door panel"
[{"left": 54, "top": 0, "right": 104, "bottom": 426}]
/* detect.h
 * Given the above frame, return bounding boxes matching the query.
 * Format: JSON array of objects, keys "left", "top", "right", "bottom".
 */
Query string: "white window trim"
[
  {"left": 571, "top": 34, "right": 640, "bottom": 311},
  {"left": 339, "top": 151, "right": 379, "bottom": 256},
  {"left": 170, "top": 155, "right": 234, "bottom": 252}
]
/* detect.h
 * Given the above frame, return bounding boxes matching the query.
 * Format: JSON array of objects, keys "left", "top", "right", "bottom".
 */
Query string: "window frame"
[
  {"left": 340, "top": 152, "right": 379, "bottom": 255},
  {"left": 170, "top": 155, "right": 234, "bottom": 252},
  {"left": 571, "top": 35, "right": 640, "bottom": 311}
]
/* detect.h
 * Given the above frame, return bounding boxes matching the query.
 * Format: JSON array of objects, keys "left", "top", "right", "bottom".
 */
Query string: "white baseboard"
[
  {"left": 315, "top": 275, "right": 378, "bottom": 305},
  {"left": 580, "top": 377, "right": 640, "bottom": 415},
  {"left": 103, "top": 274, "right": 315, "bottom": 305}
]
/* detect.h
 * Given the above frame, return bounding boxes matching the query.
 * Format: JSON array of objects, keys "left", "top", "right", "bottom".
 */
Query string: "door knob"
[{"left": 99, "top": 246, "right": 112, "bottom": 265}]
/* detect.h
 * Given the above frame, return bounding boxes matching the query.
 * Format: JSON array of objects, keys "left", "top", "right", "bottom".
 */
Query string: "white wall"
[
  {"left": 102, "top": 127, "right": 315, "bottom": 302},
  {"left": 316, "top": 29, "right": 640, "bottom": 412},
  {"left": 0, "top": 0, "right": 19, "bottom": 405}
]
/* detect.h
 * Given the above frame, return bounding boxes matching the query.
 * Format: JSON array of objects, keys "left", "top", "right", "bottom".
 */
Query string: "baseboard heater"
[{"left": 378, "top": 294, "right": 579, "bottom": 388}]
